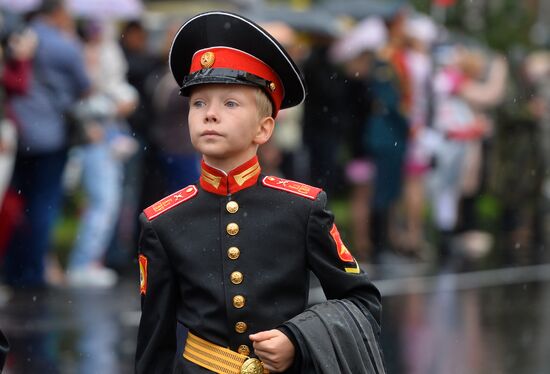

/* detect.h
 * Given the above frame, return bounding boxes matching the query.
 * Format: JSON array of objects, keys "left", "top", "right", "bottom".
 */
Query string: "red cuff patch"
[
  {"left": 330, "top": 224, "right": 354, "bottom": 262},
  {"left": 139, "top": 254, "right": 148, "bottom": 295}
]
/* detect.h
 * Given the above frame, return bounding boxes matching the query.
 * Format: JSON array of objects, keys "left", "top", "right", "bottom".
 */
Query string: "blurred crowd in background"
[{"left": 0, "top": 0, "right": 550, "bottom": 291}]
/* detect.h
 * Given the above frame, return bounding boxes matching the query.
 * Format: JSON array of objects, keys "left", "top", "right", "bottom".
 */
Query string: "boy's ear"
[{"left": 253, "top": 116, "right": 275, "bottom": 145}]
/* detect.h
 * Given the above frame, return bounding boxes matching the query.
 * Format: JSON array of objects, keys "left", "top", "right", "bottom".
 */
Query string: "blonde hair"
[{"left": 255, "top": 88, "right": 274, "bottom": 119}]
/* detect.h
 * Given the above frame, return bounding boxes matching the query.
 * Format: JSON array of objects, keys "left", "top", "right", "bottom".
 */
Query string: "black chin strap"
[{"left": 179, "top": 68, "right": 274, "bottom": 96}]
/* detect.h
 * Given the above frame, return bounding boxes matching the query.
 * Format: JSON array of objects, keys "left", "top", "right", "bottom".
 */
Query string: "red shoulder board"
[
  {"left": 143, "top": 185, "right": 198, "bottom": 220},
  {"left": 262, "top": 176, "right": 322, "bottom": 200}
]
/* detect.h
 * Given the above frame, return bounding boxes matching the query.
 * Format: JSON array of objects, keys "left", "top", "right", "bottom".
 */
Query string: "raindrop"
[
  {"left": 394, "top": 142, "right": 398, "bottom": 146},
  {"left": 515, "top": 242, "right": 521, "bottom": 249},
  {"left": 32, "top": 296, "right": 36, "bottom": 302}
]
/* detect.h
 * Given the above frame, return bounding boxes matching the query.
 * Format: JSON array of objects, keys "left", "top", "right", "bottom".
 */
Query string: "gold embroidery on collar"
[
  {"left": 234, "top": 163, "right": 260, "bottom": 186},
  {"left": 201, "top": 169, "right": 222, "bottom": 189}
]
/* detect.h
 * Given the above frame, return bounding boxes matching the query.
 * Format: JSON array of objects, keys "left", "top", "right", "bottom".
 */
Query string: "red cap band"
[{"left": 189, "top": 46, "right": 284, "bottom": 115}]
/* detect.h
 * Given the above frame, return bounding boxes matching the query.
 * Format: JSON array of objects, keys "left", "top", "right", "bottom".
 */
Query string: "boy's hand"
[{"left": 249, "top": 329, "right": 295, "bottom": 373}]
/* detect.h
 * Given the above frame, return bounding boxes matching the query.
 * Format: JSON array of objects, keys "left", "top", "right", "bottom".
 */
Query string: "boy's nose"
[
  {"left": 205, "top": 106, "right": 219, "bottom": 123},
  {"left": 205, "top": 114, "right": 218, "bottom": 123}
]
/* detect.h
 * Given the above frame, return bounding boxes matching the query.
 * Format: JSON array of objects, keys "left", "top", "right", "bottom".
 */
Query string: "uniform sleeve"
[
  {"left": 305, "top": 191, "right": 382, "bottom": 327},
  {"left": 135, "top": 213, "right": 178, "bottom": 374}
]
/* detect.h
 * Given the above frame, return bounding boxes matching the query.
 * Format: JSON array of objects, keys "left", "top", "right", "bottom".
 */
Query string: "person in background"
[
  {"left": 398, "top": 14, "right": 438, "bottom": 258},
  {"left": 365, "top": 9, "right": 412, "bottom": 263},
  {"left": 147, "top": 21, "right": 200, "bottom": 197},
  {"left": 115, "top": 19, "right": 163, "bottom": 265},
  {"left": 4, "top": 0, "right": 90, "bottom": 287},
  {"left": 119, "top": 20, "right": 160, "bottom": 145},
  {"left": 429, "top": 45, "right": 507, "bottom": 265},
  {"left": 258, "top": 21, "right": 310, "bottom": 181},
  {"left": 0, "top": 11, "right": 36, "bottom": 261},
  {"left": 329, "top": 17, "right": 388, "bottom": 262},
  {"left": 301, "top": 22, "right": 351, "bottom": 194},
  {"left": 453, "top": 48, "right": 507, "bottom": 260},
  {"left": 65, "top": 19, "right": 138, "bottom": 288},
  {"left": 520, "top": 51, "right": 550, "bottom": 263},
  {"left": 0, "top": 14, "right": 37, "bottom": 203},
  {"left": 525, "top": 52, "right": 550, "bottom": 199}
]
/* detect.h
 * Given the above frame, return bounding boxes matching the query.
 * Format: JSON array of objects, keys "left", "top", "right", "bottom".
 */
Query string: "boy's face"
[{"left": 188, "top": 84, "right": 274, "bottom": 169}]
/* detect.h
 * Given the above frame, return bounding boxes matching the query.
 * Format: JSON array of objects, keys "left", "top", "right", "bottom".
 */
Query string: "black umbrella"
[{"left": 244, "top": 5, "right": 343, "bottom": 38}]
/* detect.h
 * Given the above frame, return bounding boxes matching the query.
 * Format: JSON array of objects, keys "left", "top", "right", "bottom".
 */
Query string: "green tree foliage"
[{"left": 411, "top": 0, "right": 538, "bottom": 51}]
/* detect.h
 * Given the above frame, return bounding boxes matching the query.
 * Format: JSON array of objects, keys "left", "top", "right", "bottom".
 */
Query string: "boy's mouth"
[{"left": 201, "top": 130, "right": 222, "bottom": 136}]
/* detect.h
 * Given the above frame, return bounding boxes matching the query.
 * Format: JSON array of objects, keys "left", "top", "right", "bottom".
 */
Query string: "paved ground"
[{"left": 1, "top": 262, "right": 550, "bottom": 373}]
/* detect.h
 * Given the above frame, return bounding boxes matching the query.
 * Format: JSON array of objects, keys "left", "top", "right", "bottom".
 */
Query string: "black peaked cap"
[{"left": 169, "top": 11, "right": 307, "bottom": 110}]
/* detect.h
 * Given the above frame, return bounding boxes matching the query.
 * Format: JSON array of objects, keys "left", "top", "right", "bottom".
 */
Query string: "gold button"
[
  {"left": 242, "top": 358, "right": 263, "bottom": 373},
  {"left": 227, "top": 247, "right": 240, "bottom": 260},
  {"left": 233, "top": 295, "right": 245, "bottom": 308},
  {"left": 226, "top": 223, "right": 239, "bottom": 236},
  {"left": 230, "top": 271, "right": 243, "bottom": 285},
  {"left": 235, "top": 321, "right": 247, "bottom": 333},
  {"left": 238, "top": 344, "right": 250, "bottom": 356},
  {"left": 226, "top": 201, "right": 239, "bottom": 214}
]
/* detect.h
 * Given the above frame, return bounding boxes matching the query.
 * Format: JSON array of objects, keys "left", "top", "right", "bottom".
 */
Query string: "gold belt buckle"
[{"left": 241, "top": 357, "right": 263, "bottom": 374}]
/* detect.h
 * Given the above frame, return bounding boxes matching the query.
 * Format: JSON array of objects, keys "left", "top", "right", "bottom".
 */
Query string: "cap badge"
[
  {"left": 200, "top": 51, "right": 216, "bottom": 68},
  {"left": 269, "top": 82, "right": 276, "bottom": 92}
]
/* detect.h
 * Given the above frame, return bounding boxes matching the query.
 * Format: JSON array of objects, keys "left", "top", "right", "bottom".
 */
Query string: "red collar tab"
[
  {"left": 190, "top": 47, "right": 284, "bottom": 116},
  {"left": 144, "top": 185, "right": 198, "bottom": 220},
  {"left": 200, "top": 157, "right": 261, "bottom": 196},
  {"left": 262, "top": 176, "right": 322, "bottom": 200}
]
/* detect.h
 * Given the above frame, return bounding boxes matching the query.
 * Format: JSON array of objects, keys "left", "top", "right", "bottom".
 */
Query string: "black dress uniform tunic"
[{"left": 136, "top": 156, "right": 382, "bottom": 373}]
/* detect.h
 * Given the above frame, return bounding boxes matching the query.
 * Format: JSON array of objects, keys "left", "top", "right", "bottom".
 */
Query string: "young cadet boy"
[{"left": 136, "top": 11, "right": 385, "bottom": 374}]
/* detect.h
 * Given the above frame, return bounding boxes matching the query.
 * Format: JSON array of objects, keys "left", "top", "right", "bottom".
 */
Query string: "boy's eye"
[
  {"left": 191, "top": 99, "right": 205, "bottom": 108},
  {"left": 225, "top": 100, "right": 238, "bottom": 108}
]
